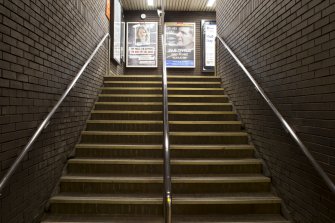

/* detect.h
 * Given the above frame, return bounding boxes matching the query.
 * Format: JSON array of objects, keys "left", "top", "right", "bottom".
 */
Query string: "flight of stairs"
[{"left": 42, "top": 74, "right": 289, "bottom": 222}]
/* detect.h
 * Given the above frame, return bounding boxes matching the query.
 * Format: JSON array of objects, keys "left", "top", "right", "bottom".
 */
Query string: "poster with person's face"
[
  {"left": 126, "top": 22, "right": 158, "bottom": 67},
  {"left": 165, "top": 22, "right": 196, "bottom": 68}
]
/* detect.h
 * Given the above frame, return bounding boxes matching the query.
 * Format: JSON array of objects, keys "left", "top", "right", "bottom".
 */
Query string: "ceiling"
[{"left": 120, "top": 0, "right": 216, "bottom": 12}]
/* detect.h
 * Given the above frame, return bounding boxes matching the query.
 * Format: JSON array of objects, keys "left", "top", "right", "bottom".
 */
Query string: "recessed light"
[
  {"left": 148, "top": 0, "right": 154, "bottom": 6},
  {"left": 207, "top": 0, "right": 215, "bottom": 7}
]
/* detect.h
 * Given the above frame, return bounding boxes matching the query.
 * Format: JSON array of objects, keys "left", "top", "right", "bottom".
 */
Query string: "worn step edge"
[
  {"left": 90, "top": 111, "right": 236, "bottom": 115},
  {"left": 98, "top": 94, "right": 228, "bottom": 98},
  {"left": 75, "top": 144, "right": 254, "bottom": 150},
  {"left": 50, "top": 195, "right": 162, "bottom": 204},
  {"left": 41, "top": 214, "right": 289, "bottom": 223},
  {"left": 86, "top": 120, "right": 242, "bottom": 125},
  {"left": 100, "top": 87, "right": 224, "bottom": 90},
  {"left": 68, "top": 158, "right": 261, "bottom": 165},
  {"left": 81, "top": 131, "right": 247, "bottom": 137},
  {"left": 60, "top": 175, "right": 270, "bottom": 184},
  {"left": 50, "top": 195, "right": 280, "bottom": 205},
  {"left": 104, "top": 81, "right": 221, "bottom": 84},
  {"left": 95, "top": 102, "right": 231, "bottom": 106},
  {"left": 173, "top": 196, "right": 281, "bottom": 205}
]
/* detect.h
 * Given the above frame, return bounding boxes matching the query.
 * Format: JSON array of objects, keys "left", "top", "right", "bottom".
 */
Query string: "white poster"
[
  {"left": 113, "top": 0, "right": 121, "bottom": 64},
  {"left": 205, "top": 24, "right": 216, "bottom": 67},
  {"left": 126, "top": 22, "right": 158, "bottom": 67},
  {"left": 165, "top": 22, "right": 196, "bottom": 68}
]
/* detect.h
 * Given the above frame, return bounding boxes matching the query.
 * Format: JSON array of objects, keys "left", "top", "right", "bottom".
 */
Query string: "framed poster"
[
  {"left": 121, "top": 21, "right": 125, "bottom": 62},
  {"left": 126, "top": 22, "right": 158, "bottom": 68},
  {"left": 165, "top": 22, "right": 196, "bottom": 68},
  {"left": 112, "top": 0, "right": 122, "bottom": 64},
  {"left": 202, "top": 20, "right": 216, "bottom": 72}
]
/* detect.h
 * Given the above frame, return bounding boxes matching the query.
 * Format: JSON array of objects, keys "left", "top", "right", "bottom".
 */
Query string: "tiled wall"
[
  {"left": 0, "top": 0, "right": 115, "bottom": 222},
  {"left": 216, "top": 0, "right": 335, "bottom": 222}
]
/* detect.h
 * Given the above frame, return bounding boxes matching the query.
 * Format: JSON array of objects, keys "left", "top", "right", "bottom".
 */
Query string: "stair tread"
[
  {"left": 95, "top": 102, "right": 231, "bottom": 105},
  {"left": 75, "top": 144, "right": 254, "bottom": 150},
  {"left": 104, "top": 81, "right": 221, "bottom": 84},
  {"left": 42, "top": 214, "right": 289, "bottom": 223},
  {"left": 95, "top": 102, "right": 162, "bottom": 105},
  {"left": 61, "top": 174, "right": 270, "bottom": 183},
  {"left": 87, "top": 120, "right": 241, "bottom": 124},
  {"left": 91, "top": 110, "right": 236, "bottom": 114},
  {"left": 50, "top": 193, "right": 280, "bottom": 204},
  {"left": 68, "top": 158, "right": 261, "bottom": 165},
  {"left": 81, "top": 131, "right": 247, "bottom": 136},
  {"left": 100, "top": 87, "right": 224, "bottom": 90},
  {"left": 98, "top": 94, "right": 227, "bottom": 98}
]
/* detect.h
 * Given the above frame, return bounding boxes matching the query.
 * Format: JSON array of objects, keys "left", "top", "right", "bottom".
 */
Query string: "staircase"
[{"left": 42, "top": 74, "right": 289, "bottom": 222}]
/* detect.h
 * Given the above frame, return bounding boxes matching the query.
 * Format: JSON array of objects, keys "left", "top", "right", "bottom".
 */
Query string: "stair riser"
[
  {"left": 104, "top": 76, "right": 221, "bottom": 82},
  {"left": 75, "top": 148, "right": 254, "bottom": 159},
  {"left": 90, "top": 113, "right": 237, "bottom": 121},
  {"left": 50, "top": 203, "right": 162, "bottom": 215},
  {"left": 80, "top": 134, "right": 162, "bottom": 144},
  {"left": 104, "top": 83, "right": 221, "bottom": 88},
  {"left": 98, "top": 96, "right": 229, "bottom": 103},
  {"left": 80, "top": 134, "right": 248, "bottom": 144},
  {"left": 94, "top": 104, "right": 232, "bottom": 111},
  {"left": 169, "top": 113, "right": 237, "bottom": 121},
  {"left": 172, "top": 203, "right": 281, "bottom": 215},
  {"left": 67, "top": 163, "right": 261, "bottom": 175},
  {"left": 171, "top": 135, "right": 248, "bottom": 145},
  {"left": 60, "top": 182, "right": 270, "bottom": 194},
  {"left": 91, "top": 113, "right": 162, "bottom": 120},
  {"left": 169, "top": 104, "right": 232, "bottom": 111},
  {"left": 94, "top": 104, "right": 162, "bottom": 111},
  {"left": 85, "top": 123, "right": 241, "bottom": 132},
  {"left": 101, "top": 89, "right": 162, "bottom": 94},
  {"left": 101, "top": 89, "right": 224, "bottom": 95}
]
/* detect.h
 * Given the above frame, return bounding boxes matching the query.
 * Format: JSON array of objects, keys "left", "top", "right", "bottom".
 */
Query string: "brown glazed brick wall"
[
  {"left": 217, "top": 0, "right": 335, "bottom": 222},
  {"left": 0, "top": 0, "right": 117, "bottom": 222},
  {"left": 124, "top": 11, "right": 215, "bottom": 76}
]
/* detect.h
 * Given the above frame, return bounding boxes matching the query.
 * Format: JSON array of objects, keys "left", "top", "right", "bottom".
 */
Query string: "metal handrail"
[
  {"left": 216, "top": 35, "right": 335, "bottom": 194},
  {"left": 0, "top": 33, "right": 111, "bottom": 195},
  {"left": 159, "top": 0, "right": 172, "bottom": 222}
]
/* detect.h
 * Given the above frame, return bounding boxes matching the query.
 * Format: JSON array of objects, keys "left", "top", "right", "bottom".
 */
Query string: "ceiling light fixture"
[
  {"left": 148, "top": 0, "right": 154, "bottom": 6},
  {"left": 207, "top": 0, "right": 216, "bottom": 7}
]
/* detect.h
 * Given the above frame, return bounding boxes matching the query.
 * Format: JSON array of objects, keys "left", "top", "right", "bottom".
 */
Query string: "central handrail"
[
  {"left": 159, "top": 0, "right": 172, "bottom": 222},
  {"left": 0, "top": 33, "right": 111, "bottom": 195},
  {"left": 216, "top": 35, "right": 335, "bottom": 194}
]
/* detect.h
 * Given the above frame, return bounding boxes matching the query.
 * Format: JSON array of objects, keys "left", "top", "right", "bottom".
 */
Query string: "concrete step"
[
  {"left": 67, "top": 158, "right": 262, "bottom": 175},
  {"left": 103, "top": 81, "right": 221, "bottom": 88},
  {"left": 59, "top": 174, "right": 271, "bottom": 194},
  {"left": 90, "top": 110, "right": 238, "bottom": 121},
  {"left": 80, "top": 131, "right": 248, "bottom": 144},
  {"left": 100, "top": 87, "right": 225, "bottom": 95},
  {"left": 94, "top": 102, "right": 162, "bottom": 111},
  {"left": 85, "top": 120, "right": 242, "bottom": 132},
  {"left": 94, "top": 102, "right": 233, "bottom": 111},
  {"left": 173, "top": 194, "right": 281, "bottom": 215},
  {"left": 41, "top": 214, "right": 290, "bottom": 222},
  {"left": 48, "top": 194, "right": 280, "bottom": 215},
  {"left": 75, "top": 144, "right": 255, "bottom": 159},
  {"left": 103, "top": 75, "right": 221, "bottom": 82},
  {"left": 97, "top": 94, "right": 229, "bottom": 103},
  {"left": 49, "top": 194, "right": 162, "bottom": 215}
]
